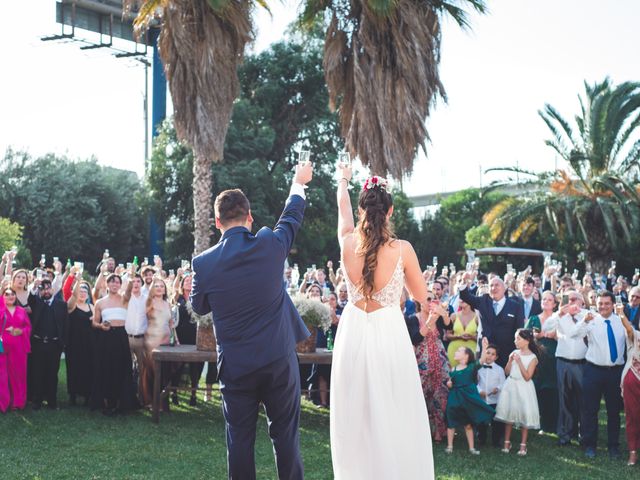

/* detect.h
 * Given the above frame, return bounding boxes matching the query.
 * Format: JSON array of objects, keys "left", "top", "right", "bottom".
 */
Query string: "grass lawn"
[{"left": 1, "top": 362, "right": 632, "bottom": 479}]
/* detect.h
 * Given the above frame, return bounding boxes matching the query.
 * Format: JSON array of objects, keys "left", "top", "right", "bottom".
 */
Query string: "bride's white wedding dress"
[{"left": 330, "top": 254, "right": 434, "bottom": 479}]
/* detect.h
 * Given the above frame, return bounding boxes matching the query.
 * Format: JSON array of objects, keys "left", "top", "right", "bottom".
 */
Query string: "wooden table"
[{"left": 151, "top": 345, "right": 333, "bottom": 423}]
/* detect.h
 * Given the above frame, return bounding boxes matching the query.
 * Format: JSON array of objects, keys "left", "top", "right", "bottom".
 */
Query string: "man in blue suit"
[
  {"left": 191, "top": 161, "right": 313, "bottom": 479},
  {"left": 459, "top": 274, "right": 525, "bottom": 369}
]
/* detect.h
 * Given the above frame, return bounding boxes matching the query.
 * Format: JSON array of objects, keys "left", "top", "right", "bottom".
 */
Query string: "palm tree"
[
  {"left": 301, "top": 0, "right": 487, "bottom": 179},
  {"left": 127, "top": 0, "right": 485, "bottom": 253},
  {"left": 484, "top": 78, "right": 640, "bottom": 273},
  {"left": 125, "top": 0, "right": 254, "bottom": 254}
]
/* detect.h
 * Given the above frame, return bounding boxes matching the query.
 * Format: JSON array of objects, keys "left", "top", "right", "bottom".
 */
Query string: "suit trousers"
[
  {"left": 128, "top": 336, "right": 146, "bottom": 402},
  {"left": 580, "top": 363, "right": 623, "bottom": 449},
  {"left": 219, "top": 350, "right": 303, "bottom": 480},
  {"left": 476, "top": 403, "right": 503, "bottom": 447},
  {"left": 556, "top": 358, "right": 584, "bottom": 443},
  {"left": 31, "top": 339, "right": 62, "bottom": 407}
]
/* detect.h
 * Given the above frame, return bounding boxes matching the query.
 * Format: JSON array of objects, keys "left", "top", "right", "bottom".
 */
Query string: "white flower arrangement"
[
  {"left": 183, "top": 299, "right": 214, "bottom": 326},
  {"left": 292, "top": 295, "right": 332, "bottom": 333}
]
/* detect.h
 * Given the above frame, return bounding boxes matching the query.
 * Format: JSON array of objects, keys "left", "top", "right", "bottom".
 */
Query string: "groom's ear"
[
  {"left": 215, "top": 216, "right": 224, "bottom": 230},
  {"left": 246, "top": 211, "right": 254, "bottom": 225}
]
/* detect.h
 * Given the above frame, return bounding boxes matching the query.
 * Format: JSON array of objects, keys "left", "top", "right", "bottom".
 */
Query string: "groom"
[{"left": 191, "top": 161, "right": 313, "bottom": 479}]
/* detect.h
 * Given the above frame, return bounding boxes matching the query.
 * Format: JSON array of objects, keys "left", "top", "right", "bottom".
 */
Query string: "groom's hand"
[{"left": 294, "top": 160, "right": 313, "bottom": 186}]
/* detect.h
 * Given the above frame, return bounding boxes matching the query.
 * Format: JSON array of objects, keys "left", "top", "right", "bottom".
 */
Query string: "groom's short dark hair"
[{"left": 215, "top": 189, "right": 251, "bottom": 225}]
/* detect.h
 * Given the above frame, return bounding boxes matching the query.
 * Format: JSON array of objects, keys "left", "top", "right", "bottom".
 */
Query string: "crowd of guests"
[
  {"left": 0, "top": 250, "right": 217, "bottom": 416},
  {"left": 2, "top": 250, "right": 639, "bottom": 465},
  {"left": 291, "top": 258, "right": 640, "bottom": 466}
]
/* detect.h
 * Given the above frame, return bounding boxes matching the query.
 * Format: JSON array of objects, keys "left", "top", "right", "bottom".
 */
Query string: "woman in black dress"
[
  {"left": 172, "top": 273, "right": 205, "bottom": 406},
  {"left": 65, "top": 276, "right": 94, "bottom": 406}
]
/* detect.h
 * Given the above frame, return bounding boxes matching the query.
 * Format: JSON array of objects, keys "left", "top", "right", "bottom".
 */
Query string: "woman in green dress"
[
  {"left": 445, "top": 342, "right": 495, "bottom": 454},
  {"left": 525, "top": 290, "right": 558, "bottom": 434}
]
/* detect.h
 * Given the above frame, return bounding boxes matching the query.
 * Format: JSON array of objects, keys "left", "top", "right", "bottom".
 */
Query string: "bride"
[{"left": 330, "top": 164, "right": 434, "bottom": 479}]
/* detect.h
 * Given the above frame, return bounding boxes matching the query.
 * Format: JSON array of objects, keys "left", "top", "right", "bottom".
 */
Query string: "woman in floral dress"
[{"left": 409, "top": 295, "right": 451, "bottom": 442}]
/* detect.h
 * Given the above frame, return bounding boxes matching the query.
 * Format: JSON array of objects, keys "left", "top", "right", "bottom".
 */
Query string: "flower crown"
[{"left": 363, "top": 176, "right": 389, "bottom": 191}]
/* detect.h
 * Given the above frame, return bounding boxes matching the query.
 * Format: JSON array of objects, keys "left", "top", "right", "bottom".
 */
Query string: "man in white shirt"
[
  {"left": 566, "top": 291, "right": 626, "bottom": 459},
  {"left": 124, "top": 273, "right": 148, "bottom": 402},
  {"left": 141, "top": 266, "right": 155, "bottom": 297},
  {"left": 546, "top": 291, "right": 588, "bottom": 446}
]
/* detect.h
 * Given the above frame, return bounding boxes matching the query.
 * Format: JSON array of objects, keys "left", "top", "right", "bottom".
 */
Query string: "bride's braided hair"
[{"left": 355, "top": 179, "right": 395, "bottom": 298}]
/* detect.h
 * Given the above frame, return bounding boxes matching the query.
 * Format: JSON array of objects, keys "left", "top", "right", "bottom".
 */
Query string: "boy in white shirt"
[{"left": 477, "top": 343, "right": 506, "bottom": 447}]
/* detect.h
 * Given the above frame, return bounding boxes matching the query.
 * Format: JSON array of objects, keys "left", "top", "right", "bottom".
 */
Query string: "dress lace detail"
[{"left": 344, "top": 255, "right": 405, "bottom": 308}]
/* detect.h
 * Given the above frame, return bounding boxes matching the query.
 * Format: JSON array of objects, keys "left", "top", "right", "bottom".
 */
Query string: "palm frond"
[
  {"left": 588, "top": 84, "right": 611, "bottom": 173},
  {"left": 430, "top": 0, "right": 488, "bottom": 29},
  {"left": 611, "top": 202, "right": 633, "bottom": 245},
  {"left": 298, "top": 0, "right": 331, "bottom": 28},
  {"left": 602, "top": 83, "right": 640, "bottom": 163},
  {"left": 544, "top": 105, "right": 577, "bottom": 147},
  {"left": 611, "top": 110, "right": 640, "bottom": 164},
  {"left": 574, "top": 209, "right": 589, "bottom": 242},
  {"left": 539, "top": 107, "right": 572, "bottom": 161},
  {"left": 563, "top": 202, "right": 575, "bottom": 238},
  {"left": 619, "top": 139, "right": 640, "bottom": 174},
  {"left": 596, "top": 198, "right": 619, "bottom": 250},
  {"left": 485, "top": 166, "right": 541, "bottom": 177},
  {"left": 545, "top": 204, "right": 561, "bottom": 237},
  {"left": 123, "top": 0, "right": 167, "bottom": 36}
]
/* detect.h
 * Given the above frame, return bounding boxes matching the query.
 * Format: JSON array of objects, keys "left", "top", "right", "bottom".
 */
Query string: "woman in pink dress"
[{"left": 0, "top": 287, "right": 32, "bottom": 412}]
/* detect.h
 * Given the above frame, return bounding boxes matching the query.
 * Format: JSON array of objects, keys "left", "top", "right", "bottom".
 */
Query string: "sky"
[{"left": 1, "top": 0, "right": 639, "bottom": 199}]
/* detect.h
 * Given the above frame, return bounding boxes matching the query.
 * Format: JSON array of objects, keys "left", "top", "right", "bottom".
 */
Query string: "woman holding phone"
[{"left": 525, "top": 290, "right": 558, "bottom": 433}]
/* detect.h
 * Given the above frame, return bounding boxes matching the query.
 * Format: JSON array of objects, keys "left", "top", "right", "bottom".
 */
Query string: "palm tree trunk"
[{"left": 192, "top": 153, "right": 214, "bottom": 255}]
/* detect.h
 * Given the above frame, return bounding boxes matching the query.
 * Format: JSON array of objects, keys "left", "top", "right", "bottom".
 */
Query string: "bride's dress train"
[{"left": 330, "top": 257, "right": 434, "bottom": 479}]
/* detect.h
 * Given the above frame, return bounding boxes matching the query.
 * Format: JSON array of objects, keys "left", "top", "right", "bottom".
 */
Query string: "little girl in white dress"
[{"left": 494, "top": 328, "right": 540, "bottom": 456}]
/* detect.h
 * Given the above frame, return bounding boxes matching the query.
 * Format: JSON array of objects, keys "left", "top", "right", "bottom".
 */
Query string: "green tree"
[
  {"left": 410, "top": 188, "right": 505, "bottom": 269},
  {"left": 0, "top": 218, "right": 22, "bottom": 253},
  {"left": 485, "top": 78, "right": 640, "bottom": 273},
  {"left": 464, "top": 224, "right": 492, "bottom": 250},
  {"left": 0, "top": 150, "right": 148, "bottom": 270},
  {"left": 146, "top": 35, "right": 344, "bottom": 267}
]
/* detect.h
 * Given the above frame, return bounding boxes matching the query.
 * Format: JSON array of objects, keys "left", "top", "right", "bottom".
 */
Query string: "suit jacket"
[
  {"left": 519, "top": 296, "right": 542, "bottom": 319},
  {"left": 190, "top": 194, "right": 310, "bottom": 380},
  {"left": 624, "top": 303, "right": 640, "bottom": 330},
  {"left": 28, "top": 294, "right": 68, "bottom": 348},
  {"left": 459, "top": 287, "right": 525, "bottom": 368}
]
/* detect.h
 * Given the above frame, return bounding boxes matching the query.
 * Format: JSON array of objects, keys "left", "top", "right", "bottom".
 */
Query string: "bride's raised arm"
[
  {"left": 402, "top": 241, "right": 429, "bottom": 308},
  {"left": 337, "top": 164, "right": 355, "bottom": 245}
]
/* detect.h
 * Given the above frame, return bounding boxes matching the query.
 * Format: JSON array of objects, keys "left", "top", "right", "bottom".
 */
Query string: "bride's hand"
[{"left": 337, "top": 163, "right": 352, "bottom": 182}]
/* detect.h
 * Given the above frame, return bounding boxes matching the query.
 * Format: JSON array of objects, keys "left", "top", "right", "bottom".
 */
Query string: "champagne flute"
[
  {"left": 299, "top": 150, "right": 311, "bottom": 164},
  {"left": 338, "top": 151, "right": 351, "bottom": 167}
]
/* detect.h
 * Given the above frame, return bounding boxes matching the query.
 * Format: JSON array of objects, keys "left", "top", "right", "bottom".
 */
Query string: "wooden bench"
[{"left": 151, "top": 345, "right": 333, "bottom": 423}]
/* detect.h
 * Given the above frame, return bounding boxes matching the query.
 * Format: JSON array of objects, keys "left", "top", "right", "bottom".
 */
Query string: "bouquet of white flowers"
[{"left": 291, "top": 295, "right": 331, "bottom": 333}]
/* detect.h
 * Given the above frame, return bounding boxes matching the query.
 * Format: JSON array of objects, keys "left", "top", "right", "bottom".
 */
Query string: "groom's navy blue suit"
[{"left": 191, "top": 193, "right": 309, "bottom": 480}]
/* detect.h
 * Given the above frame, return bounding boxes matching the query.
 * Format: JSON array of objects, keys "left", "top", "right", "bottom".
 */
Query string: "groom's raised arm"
[{"left": 272, "top": 162, "right": 313, "bottom": 256}]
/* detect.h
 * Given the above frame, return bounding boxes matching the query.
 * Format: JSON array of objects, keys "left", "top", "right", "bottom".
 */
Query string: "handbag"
[{"left": 0, "top": 312, "right": 7, "bottom": 354}]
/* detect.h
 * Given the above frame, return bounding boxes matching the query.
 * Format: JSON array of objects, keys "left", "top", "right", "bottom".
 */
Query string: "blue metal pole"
[{"left": 149, "top": 28, "right": 166, "bottom": 257}]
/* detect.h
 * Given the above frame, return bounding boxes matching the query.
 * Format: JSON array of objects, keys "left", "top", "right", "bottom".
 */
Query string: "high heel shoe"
[
  {"left": 444, "top": 446, "right": 453, "bottom": 454},
  {"left": 469, "top": 448, "right": 480, "bottom": 455},
  {"left": 628, "top": 450, "right": 637, "bottom": 466},
  {"left": 517, "top": 443, "right": 528, "bottom": 456},
  {"left": 501, "top": 441, "right": 511, "bottom": 453}
]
